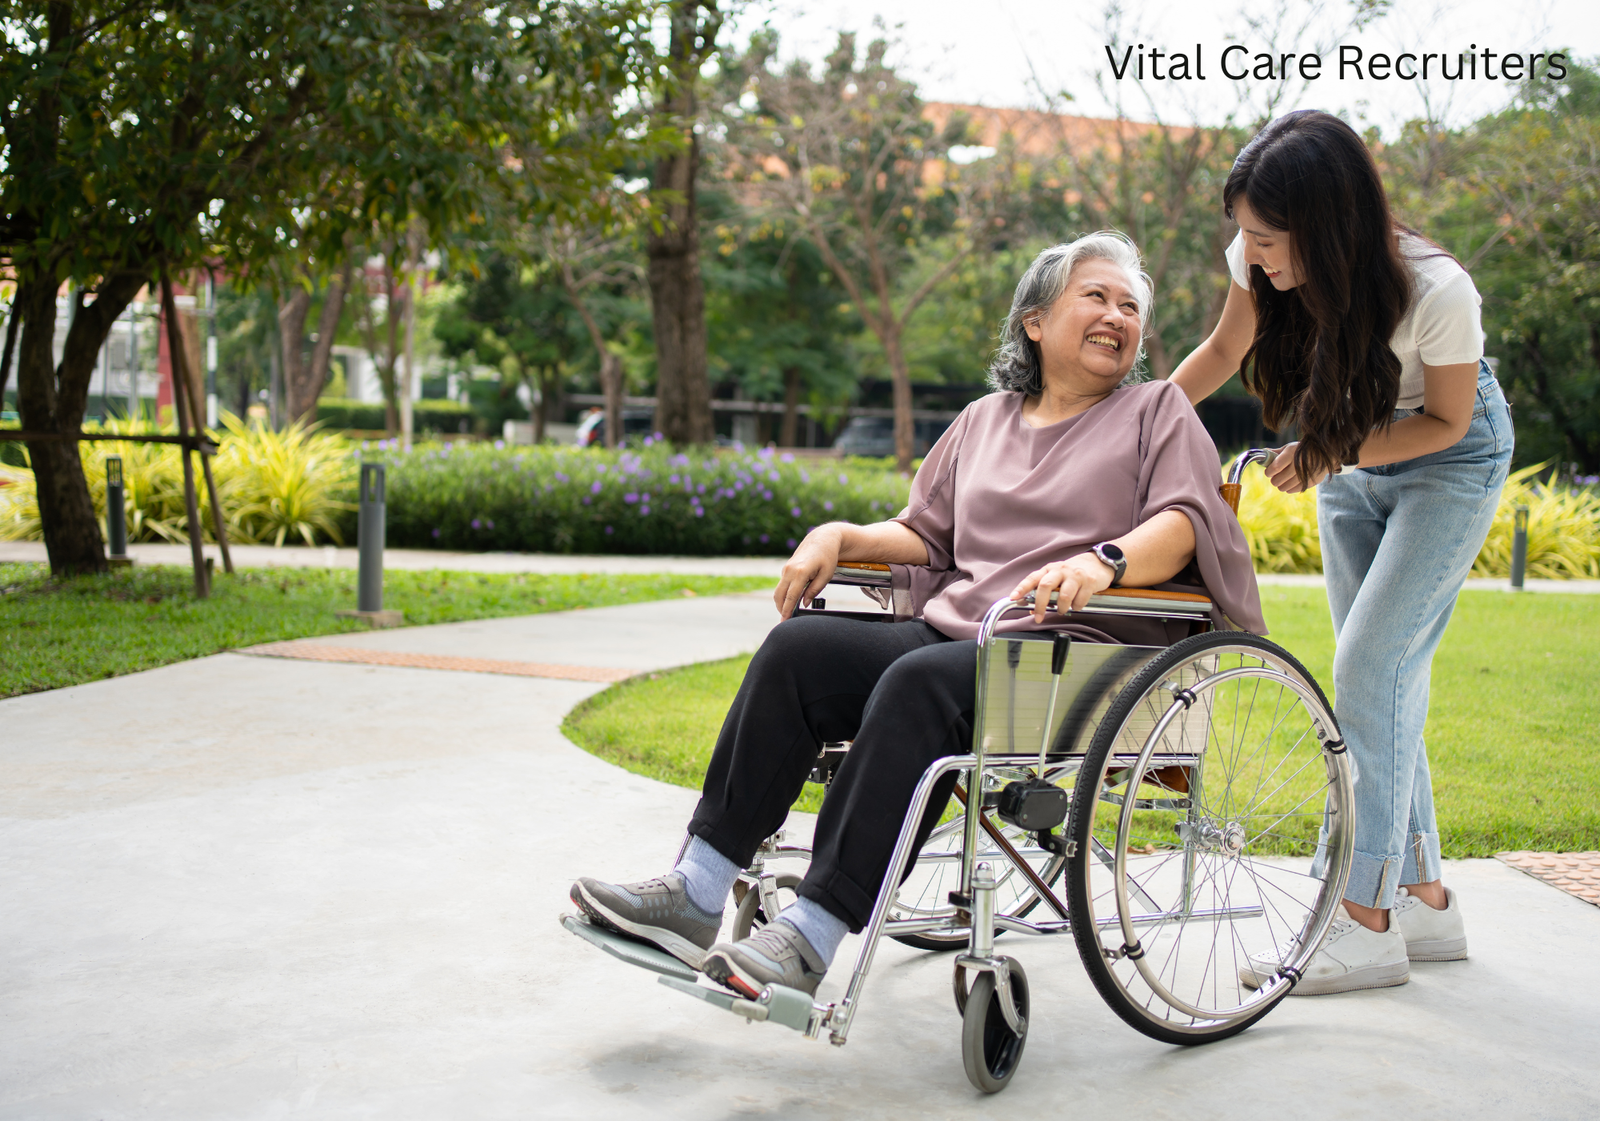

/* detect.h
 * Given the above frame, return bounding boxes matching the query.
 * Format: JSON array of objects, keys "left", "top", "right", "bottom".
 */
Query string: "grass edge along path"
[
  {"left": 563, "top": 586, "right": 1600, "bottom": 858},
  {"left": 0, "top": 563, "right": 770, "bottom": 699}
]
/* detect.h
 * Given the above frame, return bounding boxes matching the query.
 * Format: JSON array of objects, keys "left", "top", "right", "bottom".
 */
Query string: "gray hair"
[{"left": 987, "top": 231, "right": 1154, "bottom": 395}]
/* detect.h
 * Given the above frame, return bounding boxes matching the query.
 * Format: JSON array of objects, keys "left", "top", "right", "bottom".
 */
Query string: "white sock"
[
  {"left": 673, "top": 836, "right": 740, "bottom": 915},
  {"left": 777, "top": 897, "right": 849, "bottom": 966}
]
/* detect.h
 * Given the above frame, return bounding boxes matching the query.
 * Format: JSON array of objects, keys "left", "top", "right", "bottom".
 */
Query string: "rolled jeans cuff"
[{"left": 1344, "top": 833, "right": 1442, "bottom": 910}]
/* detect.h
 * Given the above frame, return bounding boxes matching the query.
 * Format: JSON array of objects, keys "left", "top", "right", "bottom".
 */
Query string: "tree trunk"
[
  {"left": 301, "top": 262, "right": 351, "bottom": 417},
  {"left": 882, "top": 324, "right": 914, "bottom": 474},
  {"left": 279, "top": 287, "right": 314, "bottom": 422},
  {"left": 646, "top": 0, "right": 716, "bottom": 446},
  {"left": 600, "top": 351, "right": 624, "bottom": 450},
  {"left": 780, "top": 366, "right": 802, "bottom": 447},
  {"left": 15, "top": 269, "right": 145, "bottom": 574},
  {"left": 399, "top": 231, "right": 420, "bottom": 449}
]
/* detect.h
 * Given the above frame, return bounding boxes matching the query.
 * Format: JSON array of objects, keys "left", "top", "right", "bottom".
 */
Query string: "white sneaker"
[
  {"left": 1392, "top": 886, "right": 1468, "bottom": 961},
  {"left": 1239, "top": 906, "right": 1409, "bottom": 995}
]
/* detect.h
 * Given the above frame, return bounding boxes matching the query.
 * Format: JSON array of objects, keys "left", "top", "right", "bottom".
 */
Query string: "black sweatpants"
[{"left": 687, "top": 614, "right": 977, "bottom": 931}]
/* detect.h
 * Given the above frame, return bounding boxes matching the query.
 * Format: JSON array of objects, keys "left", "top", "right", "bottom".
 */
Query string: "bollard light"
[
  {"left": 357, "top": 462, "right": 386, "bottom": 613},
  {"left": 106, "top": 455, "right": 128, "bottom": 560},
  {"left": 1509, "top": 504, "right": 1529, "bottom": 591}
]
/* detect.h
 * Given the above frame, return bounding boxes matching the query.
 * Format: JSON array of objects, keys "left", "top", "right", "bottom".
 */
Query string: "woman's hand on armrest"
[
  {"left": 1010, "top": 510, "right": 1198, "bottom": 624},
  {"left": 774, "top": 520, "right": 930, "bottom": 620}
]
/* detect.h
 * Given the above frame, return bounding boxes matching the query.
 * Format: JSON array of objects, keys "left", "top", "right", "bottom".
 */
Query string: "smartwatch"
[{"left": 1091, "top": 542, "right": 1126, "bottom": 587}]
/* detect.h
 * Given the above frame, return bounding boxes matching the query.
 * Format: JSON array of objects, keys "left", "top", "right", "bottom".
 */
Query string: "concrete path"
[
  {"left": 3, "top": 595, "right": 1598, "bottom": 1120},
  {"left": 4, "top": 540, "right": 1597, "bottom": 593}
]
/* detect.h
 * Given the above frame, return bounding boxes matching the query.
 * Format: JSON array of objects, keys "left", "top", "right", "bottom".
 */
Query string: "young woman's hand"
[
  {"left": 1011, "top": 554, "right": 1114, "bottom": 623},
  {"left": 1265, "top": 442, "right": 1330, "bottom": 493}
]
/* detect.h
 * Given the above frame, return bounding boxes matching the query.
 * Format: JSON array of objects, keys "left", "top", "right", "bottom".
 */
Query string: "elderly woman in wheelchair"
[{"left": 569, "top": 232, "right": 1353, "bottom": 1092}]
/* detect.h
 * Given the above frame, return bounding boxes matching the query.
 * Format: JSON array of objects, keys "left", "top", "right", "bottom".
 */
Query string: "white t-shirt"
[{"left": 1224, "top": 230, "right": 1484, "bottom": 409}]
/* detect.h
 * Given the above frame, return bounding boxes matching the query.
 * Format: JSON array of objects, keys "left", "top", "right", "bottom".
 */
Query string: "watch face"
[{"left": 1100, "top": 543, "right": 1125, "bottom": 562}]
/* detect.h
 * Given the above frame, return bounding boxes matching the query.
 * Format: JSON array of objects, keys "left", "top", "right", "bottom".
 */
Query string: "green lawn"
[
  {"left": 563, "top": 587, "right": 1600, "bottom": 857},
  {"left": 0, "top": 563, "right": 769, "bottom": 699}
]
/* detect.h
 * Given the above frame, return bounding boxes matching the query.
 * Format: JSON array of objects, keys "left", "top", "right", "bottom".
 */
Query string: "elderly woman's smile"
[{"left": 1022, "top": 258, "right": 1144, "bottom": 422}]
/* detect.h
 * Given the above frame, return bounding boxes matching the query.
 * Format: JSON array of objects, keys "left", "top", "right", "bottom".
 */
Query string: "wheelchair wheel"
[
  {"left": 732, "top": 873, "right": 803, "bottom": 940},
  {"left": 890, "top": 777, "right": 1068, "bottom": 951},
  {"left": 1066, "top": 632, "right": 1353, "bottom": 1045},
  {"left": 960, "top": 960, "right": 1030, "bottom": 1093}
]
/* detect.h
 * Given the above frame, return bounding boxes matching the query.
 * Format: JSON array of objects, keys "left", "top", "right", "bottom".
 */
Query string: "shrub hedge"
[
  {"left": 314, "top": 397, "right": 475, "bottom": 434},
  {"left": 362, "top": 441, "right": 910, "bottom": 555}
]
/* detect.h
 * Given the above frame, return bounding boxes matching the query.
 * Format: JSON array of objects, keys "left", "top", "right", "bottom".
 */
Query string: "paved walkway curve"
[{"left": 3, "top": 594, "right": 1597, "bottom": 1119}]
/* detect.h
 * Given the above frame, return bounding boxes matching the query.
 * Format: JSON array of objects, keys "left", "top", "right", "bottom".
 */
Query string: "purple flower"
[
  {"left": 759, "top": 534, "right": 769, "bottom": 543},
  {"left": 486, "top": 519, "right": 495, "bottom": 529},
  {"left": 786, "top": 538, "right": 797, "bottom": 549},
  {"left": 694, "top": 507, "right": 704, "bottom": 517},
  {"left": 590, "top": 481, "right": 602, "bottom": 494},
  {"left": 823, "top": 500, "right": 834, "bottom": 512},
  {"left": 697, "top": 483, "right": 706, "bottom": 494},
  {"left": 582, "top": 496, "right": 592, "bottom": 505},
  {"left": 494, "top": 439, "right": 505, "bottom": 450},
  {"left": 781, "top": 452, "right": 794, "bottom": 463},
  {"left": 471, "top": 518, "right": 481, "bottom": 529},
  {"left": 838, "top": 473, "right": 848, "bottom": 484},
  {"left": 604, "top": 525, "right": 614, "bottom": 534},
  {"left": 800, "top": 470, "right": 810, "bottom": 483},
  {"left": 791, "top": 506, "right": 801, "bottom": 517},
  {"left": 640, "top": 505, "right": 650, "bottom": 515},
  {"left": 432, "top": 528, "right": 440, "bottom": 538},
  {"left": 762, "top": 489, "right": 773, "bottom": 500},
  {"left": 669, "top": 474, "right": 680, "bottom": 484},
  {"left": 556, "top": 472, "right": 569, "bottom": 482},
  {"left": 624, "top": 492, "right": 639, "bottom": 504},
  {"left": 653, "top": 431, "right": 663, "bottom": 441},
  {"left": 596, "top": 464, "right": 608, "bottom": 473}
]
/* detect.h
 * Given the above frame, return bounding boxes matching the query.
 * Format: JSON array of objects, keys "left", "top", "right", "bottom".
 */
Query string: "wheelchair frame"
[{"left": 565, "top": 449, "right": 1356, "bottom": 1093}]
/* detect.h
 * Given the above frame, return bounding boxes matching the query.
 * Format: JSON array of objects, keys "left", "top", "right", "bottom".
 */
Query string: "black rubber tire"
[
  {"left": 960, "top": 960, "right": 1030, "bottom": 1094},
  {"left": 731, "top": 873, "right": 803, "bottom": 940},
  {"left": 1065, "top": 630, "right": 1340, "bottom": 1047}
]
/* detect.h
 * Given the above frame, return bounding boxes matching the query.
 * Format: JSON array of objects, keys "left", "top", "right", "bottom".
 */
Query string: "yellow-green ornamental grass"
[
  {"left": 0, "top": 416, "right": 355, "bottom": 547},
  {"left": 1227, "top": 461, "right": 1599, "bottom": 578}
]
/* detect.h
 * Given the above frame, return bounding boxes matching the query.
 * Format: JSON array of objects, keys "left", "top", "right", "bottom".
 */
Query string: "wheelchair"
[{"left": 565, "top": 449, "right": 1355, "bottom": 1094}]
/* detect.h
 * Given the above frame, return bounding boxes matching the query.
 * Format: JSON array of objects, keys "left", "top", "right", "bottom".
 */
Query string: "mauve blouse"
[{"left": 890, "top": 381, "right": 1266, "bottom": 642}]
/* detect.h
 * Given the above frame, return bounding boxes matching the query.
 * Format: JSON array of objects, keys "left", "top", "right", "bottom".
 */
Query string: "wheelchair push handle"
[{"left": 1221, "top": 447, "right": 1277, "bottom": 514}]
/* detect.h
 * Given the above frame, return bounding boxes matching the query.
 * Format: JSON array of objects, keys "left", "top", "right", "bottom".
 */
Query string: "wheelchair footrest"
[
  {"left": 657, "top": 974, "right": 824, "bottom": 1034},
  {"left": 561, "top": 913, "right": 698, "bottom": 981}
]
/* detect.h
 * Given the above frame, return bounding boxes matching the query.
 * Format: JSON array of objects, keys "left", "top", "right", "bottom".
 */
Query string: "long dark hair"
[{"left": 1224, "top": 110, "right": 1412, "bottom": 482}]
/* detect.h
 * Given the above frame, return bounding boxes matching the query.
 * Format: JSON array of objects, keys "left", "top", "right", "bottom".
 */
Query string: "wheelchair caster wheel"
[
  {"left": 732, "top": 873, "right": 802, "bottom": 940},
  {"left": 960, "top": 961, "right": 1029, "bottom": 1093}
]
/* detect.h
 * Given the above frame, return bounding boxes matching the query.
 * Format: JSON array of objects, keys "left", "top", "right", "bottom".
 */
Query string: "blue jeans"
[{"left": 1316, "top": 360, "right": 1512, "bottom": 909}]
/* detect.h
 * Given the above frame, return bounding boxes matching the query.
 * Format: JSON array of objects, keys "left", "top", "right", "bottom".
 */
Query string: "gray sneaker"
[
  {"left": 570, "top": 872, "right": 723, "bottom": 968},
  {"left": 702, "top": 921, "right": 826, "bottom": 998}
]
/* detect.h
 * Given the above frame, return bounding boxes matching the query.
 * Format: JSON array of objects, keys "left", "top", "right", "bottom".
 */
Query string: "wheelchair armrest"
[
  {"left": 827, "top": 562, "right": 894, "bottom": 587},
  {"left": 1084, "top": 587, "right": 1213, "bottom": 617}
]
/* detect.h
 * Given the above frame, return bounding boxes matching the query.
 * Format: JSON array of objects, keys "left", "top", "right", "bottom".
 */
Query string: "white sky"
[{"left": 728, "top": 0, "right": 1599, "bottom": 136}]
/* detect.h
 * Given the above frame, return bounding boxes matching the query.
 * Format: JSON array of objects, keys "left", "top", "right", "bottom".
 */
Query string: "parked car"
[
  {"left": 575, "top": 408, "right": 657, "bottom": 448},
  {"left": 830, "top": 416, "right": 952, "bottom": 458}
]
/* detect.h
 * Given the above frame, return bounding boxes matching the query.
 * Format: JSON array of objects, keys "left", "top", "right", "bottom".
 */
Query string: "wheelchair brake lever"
[{"left": 1018, "top": 589, "right": 1063, "bottom": 612}]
